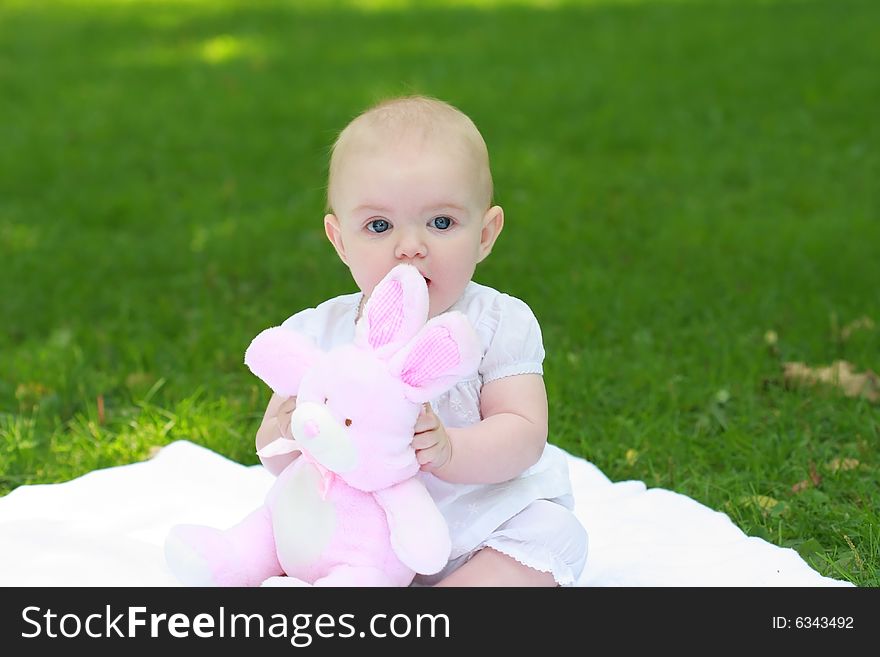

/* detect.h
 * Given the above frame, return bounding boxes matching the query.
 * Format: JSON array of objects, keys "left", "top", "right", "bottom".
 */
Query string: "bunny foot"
[
  {"left": 165, "top": 506, "right": 283, "bottom": 586},
  {"left": 260, "top": 576, "right": 312, "bottom": 587},
  {"left": 165, "top": 524, "right": 254, "bottom": 586},
  {"left": 313, "top": 565, "right": 396, "bottom": 586}
]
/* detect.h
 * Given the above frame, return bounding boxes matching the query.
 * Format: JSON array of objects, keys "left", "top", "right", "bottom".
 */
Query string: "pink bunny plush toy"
[{"left": 164, "top": 264, "right": 480, "bottom": 586}]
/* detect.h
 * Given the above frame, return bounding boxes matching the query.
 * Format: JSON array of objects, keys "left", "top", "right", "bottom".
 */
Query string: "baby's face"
[{"left": 327, "top": 139, "right": 495, "bottom": 318}]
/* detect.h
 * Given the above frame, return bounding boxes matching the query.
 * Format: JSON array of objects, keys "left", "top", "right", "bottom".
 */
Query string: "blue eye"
[
  {"left": 367, "top": 219, "right": 390, "bottom": 233},
  {"left": 431, "top": 216, "right": 452, "bottom": 230}
]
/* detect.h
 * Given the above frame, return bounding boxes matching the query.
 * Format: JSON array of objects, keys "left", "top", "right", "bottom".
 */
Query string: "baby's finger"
[
  {"left": 414, "top": 410, "right": 437, "bottom": 434},
  {"left": 415, "top": 444, "right": 440, "bottom": 466},
  {"left": 412, "top": 431, "right": 437, "bottom": 450},
  {"left": 418, "top": 443, "right": 451, "bottom": 471}
]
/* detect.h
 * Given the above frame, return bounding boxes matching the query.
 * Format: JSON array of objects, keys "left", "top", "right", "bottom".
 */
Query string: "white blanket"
[{"left": 0, "top": 440, "right": 850, "bottom": 586}]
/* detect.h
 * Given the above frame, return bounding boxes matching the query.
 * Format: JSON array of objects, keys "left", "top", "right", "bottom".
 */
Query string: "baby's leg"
[
  {"left": 434, "top": 547, "right": 557, "bottom": 587},
  {"left": 434, "top": 499, "right": 588, "bottom": 587}
]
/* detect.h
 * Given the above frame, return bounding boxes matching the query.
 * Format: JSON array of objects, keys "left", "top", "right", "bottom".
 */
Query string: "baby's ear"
[
  {"left": 388, "top": 311, "right": 481, "bottom": 403},
  {"left": 244, "top": 326, "right": 320, "bottom": 396},
  {"left": 355, "top": 264, "right": 429, "bottom": 358}
]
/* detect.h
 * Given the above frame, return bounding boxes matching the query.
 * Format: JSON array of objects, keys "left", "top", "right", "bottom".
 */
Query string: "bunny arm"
[
  {"left": 373, "top": 478, "right": 451, "bottom": 575},
  {"left": 244, "top": 326, "right": 320, "bottom": 397}
]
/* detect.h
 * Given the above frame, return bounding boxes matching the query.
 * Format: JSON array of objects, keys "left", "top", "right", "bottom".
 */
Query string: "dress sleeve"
[
  {"left": 277, "top": 294, "right": 360, "bottom": 351},
  {"left": 478, "top": 293, "right": 545, "bottom": 384},
  {"left": 280, "top": 306, "right": 318, "bottom": 339}
]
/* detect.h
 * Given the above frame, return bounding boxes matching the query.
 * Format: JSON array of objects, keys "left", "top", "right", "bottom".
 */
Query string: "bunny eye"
[
  {"left": 345, "top": 418, "right": 352, "bottom": 427},
  {"left": 323, "top": 397, "right": 328, "bottom": 405}
]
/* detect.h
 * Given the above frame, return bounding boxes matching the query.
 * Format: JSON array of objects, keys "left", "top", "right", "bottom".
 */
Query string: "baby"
[{"left": 255, "top": 95, "right": 587, "bottom": 586}]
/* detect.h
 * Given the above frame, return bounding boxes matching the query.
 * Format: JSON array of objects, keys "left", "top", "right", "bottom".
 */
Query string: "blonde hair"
[{"left": 326, "top": 95, "right": 493, "bottom": 212}]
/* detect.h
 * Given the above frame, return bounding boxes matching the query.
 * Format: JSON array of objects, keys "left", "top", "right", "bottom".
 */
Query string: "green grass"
[{"left": 1, "top": 0, "right": 877, "bottom": 585}]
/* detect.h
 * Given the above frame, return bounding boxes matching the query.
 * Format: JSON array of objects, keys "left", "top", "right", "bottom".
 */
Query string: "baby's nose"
[
  {"left": 302, "top": 419, "right": 320, "bottom": 439},
  {"left": 394, "top": 230, "right": 427, "bottom": 259}
]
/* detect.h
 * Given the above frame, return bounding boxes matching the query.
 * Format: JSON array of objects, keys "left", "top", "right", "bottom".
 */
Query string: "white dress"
[{"left": 281, "top": 280, "right": 587, "bottom": 585}]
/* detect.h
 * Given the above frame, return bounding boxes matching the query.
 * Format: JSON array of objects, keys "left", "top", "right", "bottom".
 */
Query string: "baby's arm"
[
  {"left": 255, "top": 393, "right": 300, "bottom": 476},
  {"left": 431, "top": 374, "right": 548, "bottom": 485}
]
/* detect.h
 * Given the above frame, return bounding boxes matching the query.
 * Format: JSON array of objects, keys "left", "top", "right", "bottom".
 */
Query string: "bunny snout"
[
  {"left": 302, "top": 419, "right": 320, "bottom": 439},
  {"left": 290, "top": 401, "right": 357, "bottom": 473}
]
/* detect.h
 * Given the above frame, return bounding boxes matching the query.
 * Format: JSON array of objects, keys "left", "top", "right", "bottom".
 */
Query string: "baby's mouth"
[{"left": 422, "top": 276, "right": 432, "bottom": 287}]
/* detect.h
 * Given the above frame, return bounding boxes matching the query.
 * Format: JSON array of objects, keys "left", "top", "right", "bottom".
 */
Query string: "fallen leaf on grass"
[
  {"left": 783, "top": 360, "right": 879, "bottom": 403},
  {"left": 125, "top": 371, "right": 158, "bottom": 390},
  {"left": 809, "top": 460, "right": 821, "bottom": 486},
  {"left": 840, "top": 316, "right": 875, "bottom": 341},
  {"left": 736, "top": 495, "right": 788, "bottom": 517},
  {"left": 791, "top": 480, "right": 810, "bottom": 493},
  {"left": 746, "top": 495, "right": 779, "bottom": 510},
  {"left": 791, "top": 462, "right": 822, "bottom": 494},
  {"left": 827, "top": 457, "right": 860, "bottom": 473},
  {"left": 764, "top": 329, "right": 780, "bottom": 356},
  {"left": 14, "top": 382, "right": 53, "bottom": 406}
]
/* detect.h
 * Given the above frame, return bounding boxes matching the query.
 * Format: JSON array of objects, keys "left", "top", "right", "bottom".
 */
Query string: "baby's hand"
[
  {"left": 412, "top": 403, "right": 452, "bottom": 472},
  {"left": 276, "top": 396, "right": 297, "bottom": 439},
  {"left": 256, "top": 395, "right": 299, "bottom": 477}
]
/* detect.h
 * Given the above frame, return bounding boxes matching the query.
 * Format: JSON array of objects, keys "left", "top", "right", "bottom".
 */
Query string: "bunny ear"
[
  {"left": 389, "top": 311, "right": 481, "bottom": 403},
  {"left": 355, "top": 264, "right": 429, "bottom": 356},
  {"left": 244, "top": 326, "right": 321, "bottom": 397}
]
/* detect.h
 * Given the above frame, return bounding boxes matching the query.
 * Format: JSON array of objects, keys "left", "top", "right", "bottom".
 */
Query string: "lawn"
[{"left": 1, "top": 0, "right": 877, "bottom": 585}]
